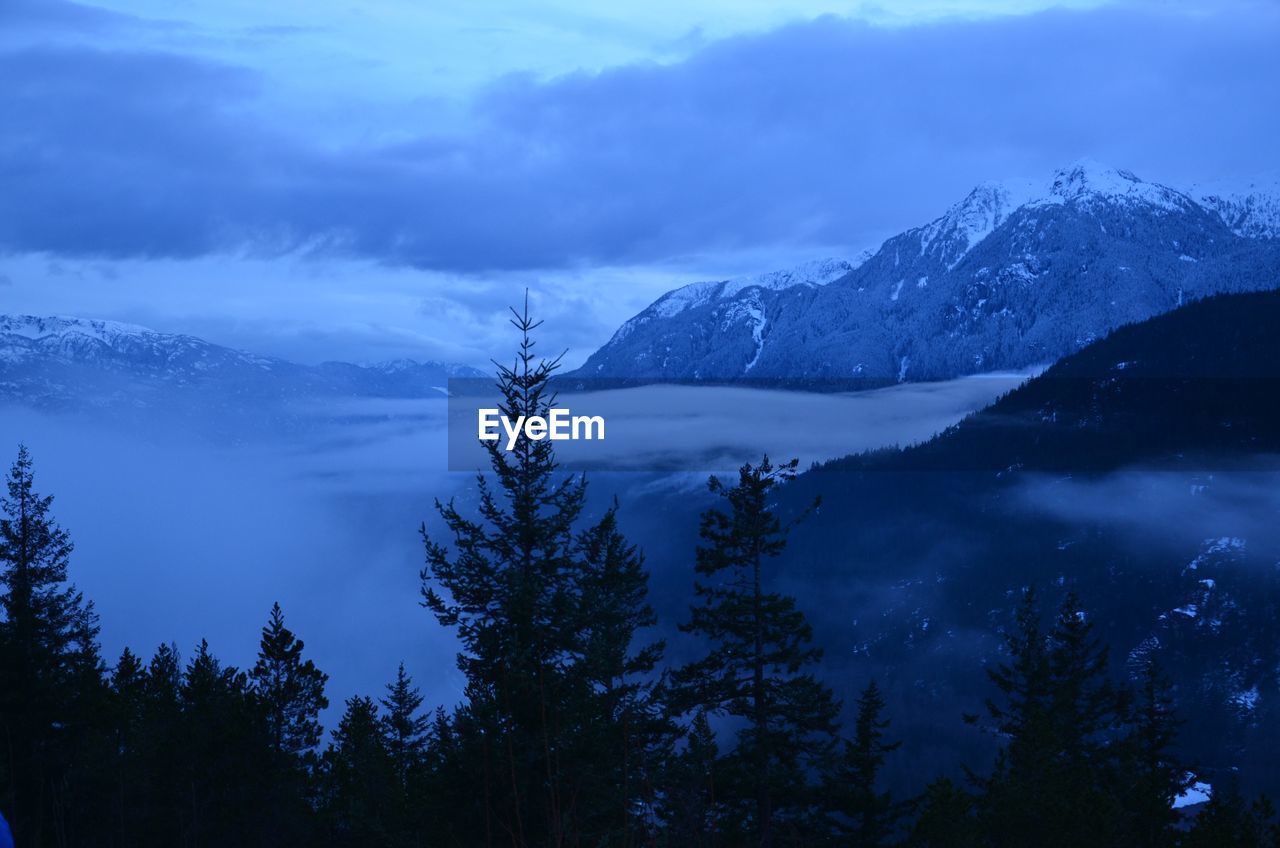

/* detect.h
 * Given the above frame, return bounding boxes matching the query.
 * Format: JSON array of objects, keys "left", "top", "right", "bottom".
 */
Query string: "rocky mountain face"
[
  {"left": 1197, "top": 174, "right": 1280, "bottom": 240},
  {"left": 576, "top": 162, "right": 1280, "bottom": 384},
  {"left": 0, "top": 314, "right": 484, "bottom": 415}
]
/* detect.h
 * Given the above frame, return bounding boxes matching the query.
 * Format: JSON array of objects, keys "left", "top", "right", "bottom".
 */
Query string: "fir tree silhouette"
[{"left": 674, "top": 455, "right": 838, "bottom": 847}]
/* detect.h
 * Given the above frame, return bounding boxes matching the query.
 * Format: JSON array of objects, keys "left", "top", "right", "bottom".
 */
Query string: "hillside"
[{"left": 624, "top": 289, "right": 1280, "bottom": 796}]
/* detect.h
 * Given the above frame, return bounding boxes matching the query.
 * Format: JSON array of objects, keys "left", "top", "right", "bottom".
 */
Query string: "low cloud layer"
[
  {"left": 0, "top": 369, "right": 1022, "bottom": 707},
  {"left": 1017, "top": 469, "right": 1280, "bottom": 554}
]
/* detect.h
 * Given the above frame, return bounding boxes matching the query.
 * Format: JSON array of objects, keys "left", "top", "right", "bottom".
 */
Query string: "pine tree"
[
  {"left": 1123, "top": 658, "right": 1190, "bottom": 847},
  {"left": 661, "top": 710, "right": 721, "bottom": 848},
  {"left": 245, "top": 604, "right": 328, "bottom": 844},
  {"left": 419, "top": 705, "right": 479, "bottom": 848},
  {"left": 379, "top": 662, "right": 429, "bottom": 846},
  {"left": 420, "top": 298, "right": 665, "bottom": 846},
  {"left": 136, "top": 643, "right": 184, "bottom": 844},
  {"left": 179, "top": 639, "right": 260, "bottom": 846},
  {"left": 571, "top": 502, "right": 669, "bottom": 843},
  {"left": 826, "top": 680, "right": 902, "bottom": 847},
  {"left": 322, "top": 696, "right": 398, "bottom": 847},
  {"left": 906, "top": 778, "right": 979, "bottom": 848},
  {"left": 108, "top": 648, "right": 149, "bottom": 844},
  {"left": 973, "top": 588, "right": 1054, "bottom": 847},
  {"left": 381, "top": 662, "right": 430, "bottom": 791},
  {"left": 251, "top": 602, "right": 329, "bottom": 761},
  {"left": 674, "top": 456, "right": 838, "bottom": 847},
  {"left": 0, "top": 445, "right": 102, "bottom": 846},
  {"left": 976, "top": 591, "right": 1131, "bottom": 848},
  {"left": 421, "top": 298, "right": 588, "bottom": 845}
]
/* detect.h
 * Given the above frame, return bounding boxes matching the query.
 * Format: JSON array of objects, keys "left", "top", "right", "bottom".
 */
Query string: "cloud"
[
  {"left": 1, "top": 3, "right": 1277, "bottom": 272},
  {"left": 0, "top": 0, "right": 136, "bottom": 33},
  {"left": 0, "top": 402, "right": 467, "bottom": 714},
  {"left": 447, "top": 373, "right": 1032, "bottom": 471},
  {"left": 0, "top": 356, "right": 1023, "bottom": 706},
  {"left": 1016, "top": 469, "right": 1280, "bottom": 554}
]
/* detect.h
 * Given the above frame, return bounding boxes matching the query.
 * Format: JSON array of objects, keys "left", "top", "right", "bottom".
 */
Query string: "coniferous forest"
[{"left": 3, "top": 311, "right": 1279, "bottom": 848}]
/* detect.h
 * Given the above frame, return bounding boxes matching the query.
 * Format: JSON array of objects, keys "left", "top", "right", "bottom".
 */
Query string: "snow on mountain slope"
[
  {"left": 612, "top": 257, "right": 858, "bottom": 344},
  {"left": 1041, "top": 160, "right": 1196, "bottom": 211},
  {"left": 0, "top": 315, "right": 485, "bottom": 417},
  {"left": 1197, "top": 174, "right": 1280, "bottom": 240},
  {"left": 914, "top": 179, "right": 1038, "bottom": 270},
  {"left": 0, "top": 315, "right": 280, "bottom": 371},
  {"left": 576, "top": 162, "right": 1280, "bottom": 384}
]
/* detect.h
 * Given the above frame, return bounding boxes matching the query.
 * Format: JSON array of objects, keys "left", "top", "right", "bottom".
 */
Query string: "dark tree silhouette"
[
  {"left": 825, "top": 680, "right": 904, "bottom": 846},
  {"left": 0, "top": 445, "right": 101, "bottom": 846},
  {"left": 674, "top": 456, "right": 838, "bottom": 847},
  {"left": 419, "top": 298, "right": 666, "bottom": 847}
]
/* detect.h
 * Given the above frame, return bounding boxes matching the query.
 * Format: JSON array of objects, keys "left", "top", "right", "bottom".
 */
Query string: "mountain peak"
[
  {"left": 1049, "top": 159, "right": 1139, "bottom": 198},
  {"left": 608, "top": 256, "right": 859, "bottom": 343},
  {"left": 577, "top": 161, "right": 1280, "bottom": 383},
  {"left": 1041, "top": 160, "right": 1192, "bottom": 212},
  {"left": 915, "top": 179, "right": 1038, "bottom": 268},
  {"left": 909, "top": 160, "right": 1190, "bottom": 270}
]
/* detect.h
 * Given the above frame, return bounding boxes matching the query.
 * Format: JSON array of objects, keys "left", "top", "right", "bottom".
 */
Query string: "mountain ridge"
[
  {"left": 0, "top": 314, "right": 486, "bottom": 418},
  {"left": 576, "top": 161, "right": 1280, "bottom": 385}
]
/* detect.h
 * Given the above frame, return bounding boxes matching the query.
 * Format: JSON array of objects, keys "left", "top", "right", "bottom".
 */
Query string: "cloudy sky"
[{"left": 2, "top": 0, "right": 1277, "bottom": 367}]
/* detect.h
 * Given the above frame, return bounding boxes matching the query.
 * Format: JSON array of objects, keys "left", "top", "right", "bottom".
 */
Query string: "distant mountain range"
[
  {"left": 0, "top": 315, "right": 484, "bottom": 420},
  {"left": 576, "top": 162, "right": 1280, "bottom": 384}
]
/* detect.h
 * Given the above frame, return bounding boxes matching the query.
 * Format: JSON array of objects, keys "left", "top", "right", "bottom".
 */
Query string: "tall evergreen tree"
[
  {"left": 380, "top": 662, "right": 430, "bottom": 846},
  {"left": 420, "top": 298, "right": 665, "bottom": 846},
  {"left": 1123, "top": 658, "right": 1191, "bottom": 847},
  {"left": 975, "top": 591, "right": 1131, "bottom": 847},
  {"left": 250, "top": 605, "right": 328, "bottom": 844},
  {"left": 571, "top": 502, "right": 670, "bottom": 843},
  {"left": 421, "top": 299, "right": 588, "bottom": 845},
  {"left": 381, "top": 662, "right": 430, "bottom": 791},
  {"left": 107, "top": 648, "right": 149, "bottom": 845},
  {"left": 136, "top": 643, "right": 185, "bottom": 845},
  {"left": 906, "top": 778, "right": 979, "bottom": 848},
  {"left": 661, "top": 710, "right": 721, "bottom": 848},
  {"left": 0, "top": 445, "right": 102, "bottom": 846},
  {"left": 251, "top": 602, "right": 329, "bottom": 761},
  {"left": 179, "top": 640, "right": 264, "bottom": 847},
  {"left": 322, "top": 696, "right": 398, "bottom": 847},
  {"left": 825, "top": 680, "right": 903, "bottom": 847},
  {"left": 674, "top": 456, "right": 839, "bottom": 847}
]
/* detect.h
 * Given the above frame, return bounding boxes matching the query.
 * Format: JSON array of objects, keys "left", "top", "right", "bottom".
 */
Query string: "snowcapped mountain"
[
  {"left": 576, "top": 162, "right": 1280, "bottom": 384},
  {"left": 603, "top": 257, "right": 862, "bottom": 375},
  {"left": 616, "top": 257, "right": 861, "bottom": 330},
  {"left": 1197, "top": 174, "right": 1280, "bottom": 240},
  {"left": 0, "top": 314, "right": 484, "bottom": 416}
]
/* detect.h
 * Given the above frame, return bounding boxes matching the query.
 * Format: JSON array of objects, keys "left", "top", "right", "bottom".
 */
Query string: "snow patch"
[
  {"left": 1174, "top": 780, "right": 1212, "bottom": 810},
  {"left": 742, "top": 297, "right": 768, "bottom": 373},
  {"left": 1196, "top": 172, "right": 1280, "bottom": 239},
  {"left": 1231, "top": 686, "right": 1260, "bottom": 713}
]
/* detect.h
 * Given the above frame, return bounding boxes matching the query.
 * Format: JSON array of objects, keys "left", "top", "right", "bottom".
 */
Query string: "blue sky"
[{"left": 2, "top": 0, "right": 1277, "bottom": 367}]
